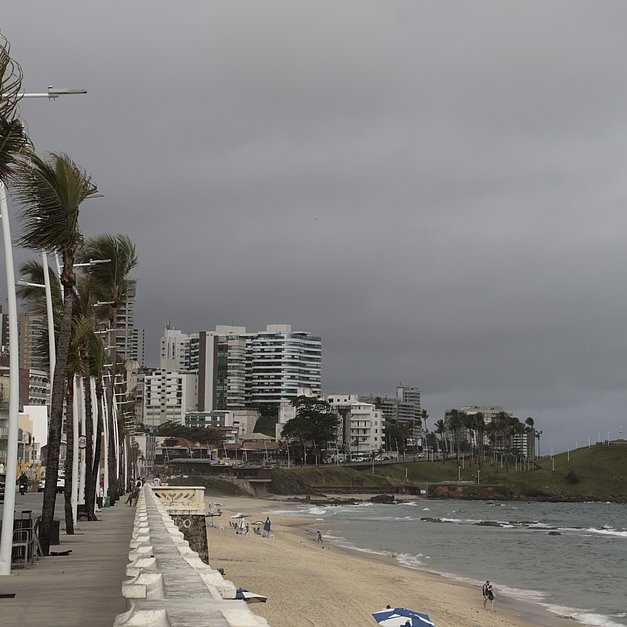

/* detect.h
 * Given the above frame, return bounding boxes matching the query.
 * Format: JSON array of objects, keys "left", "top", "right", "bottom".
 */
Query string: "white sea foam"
[
  {"left": 585, "top": 527, "right": 627, "bottom": 538},
  {"left": 544, "top": 604, "right": 627, "bottom": 627},
  {"left": 396, "top": 552, "right": 429, "bottom": 568}
]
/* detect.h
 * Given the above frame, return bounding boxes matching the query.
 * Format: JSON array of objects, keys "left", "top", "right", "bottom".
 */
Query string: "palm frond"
[
  {"left": 0, "top": 33, "right": 23, "bottom": 119},
  {"left": 13, "top": 151, "right": 98, "bottom": 253},
  {"left": 77, "top": 234, "right": 138, "bottom": 305},
  {"left": 0, "top": 34, "right": 30, "bottom": 180},
  {"left": 16, "top": 259, "right": 63, "bottom": 329}
]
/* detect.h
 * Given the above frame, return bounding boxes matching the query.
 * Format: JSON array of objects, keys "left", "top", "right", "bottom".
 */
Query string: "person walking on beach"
[
  {"left": 316, "top": 530, "right": 324, "bottom": 546},
  {"left": 482, "top": 580, "right": 490, "bottom": 609},
  {"left": 263, "top": 516, "right": 271, "bottom": 538},
  {"left": 482, "top": 580, "right": 495, "bottom": 610}
]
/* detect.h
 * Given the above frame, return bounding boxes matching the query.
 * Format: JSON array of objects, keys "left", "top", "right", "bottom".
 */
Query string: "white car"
[{"left": 38, "top": 474, "right": 66, "bottom": 493}]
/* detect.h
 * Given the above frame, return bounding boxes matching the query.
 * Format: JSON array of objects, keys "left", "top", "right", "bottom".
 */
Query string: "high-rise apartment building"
[
  {"left": 142, "top": 369, "right": 198, "bottom": 428},
  {"left": 196, "top": 326, "right": 247, "bottom": 412},
  {"left": 245, "top": 324, "right": 322, "bottom": 406},
  {"left": 160, "top": 326, "right": 196, "bottom": 371},
  {"left": 158, "top": 323, "right": 322, "bottom": 420},
  {"left": 114, "top": 279, "right": 144, "bottom": 364}
]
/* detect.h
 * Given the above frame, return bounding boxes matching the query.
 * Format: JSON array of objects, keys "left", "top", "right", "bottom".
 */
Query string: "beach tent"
[
  {"left": 235, "top": 588, "right": 268, "bottom": 603},
  {"left": 372, "top": 606, "right": 435, "bottom": 627}
]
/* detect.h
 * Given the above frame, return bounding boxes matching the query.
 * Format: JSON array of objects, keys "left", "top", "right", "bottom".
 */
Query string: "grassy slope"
[{"left": 271, "top": 442, "right": 627, "bottom": 501}]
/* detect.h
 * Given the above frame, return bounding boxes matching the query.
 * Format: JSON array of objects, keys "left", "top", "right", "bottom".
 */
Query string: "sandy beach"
[{"left": 205, "top": 494, "right": 571, "bottom": 627}]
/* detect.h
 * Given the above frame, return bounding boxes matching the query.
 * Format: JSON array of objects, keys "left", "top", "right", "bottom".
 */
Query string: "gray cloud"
[{"left": 3, "top": 1, "right": 627, "bottom": 453}]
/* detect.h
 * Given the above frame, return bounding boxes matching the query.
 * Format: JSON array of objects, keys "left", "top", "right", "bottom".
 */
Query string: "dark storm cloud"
[{"left": 3, "top": 1, "right": 627, "bottom": 452}]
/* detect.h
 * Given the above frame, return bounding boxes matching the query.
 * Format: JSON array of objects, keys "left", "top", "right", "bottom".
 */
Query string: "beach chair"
[{"left": 12, "top": 527, "right": 30, "bottom": 568}]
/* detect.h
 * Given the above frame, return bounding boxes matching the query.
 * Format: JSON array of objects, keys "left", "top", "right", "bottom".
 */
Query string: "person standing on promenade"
[{"left": 153, "top": 475, "right": 161, "bottom": 486}]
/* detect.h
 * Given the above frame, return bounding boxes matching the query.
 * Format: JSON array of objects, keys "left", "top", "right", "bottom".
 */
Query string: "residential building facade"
[{"left": 327, "top": 394, "right": 384, "bottom": 456}]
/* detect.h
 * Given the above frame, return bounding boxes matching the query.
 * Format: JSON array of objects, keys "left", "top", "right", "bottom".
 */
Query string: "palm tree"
[
  {"left": 86, "top": 330, "right": 107, "bottom": 517},
  {"left": 13, "top": 150, "right": 99, "bottom": 554},
  {"left": 474, "top": 412, "right": 485, "bottom": 466},
  {"left": 447, "top": 409, "right": 466, "bottom": 463},
  {"left": 525, "top": 417, "right": 536, "bottom": 462},
  {"left": 421, "top": 409, "right": 429, "bottom": 434},
  {"left": 77, "top": 234, "right": 137, "bottom": 500},
  {"left": 434, "top": 419, "right": 447, "bottom": 461}
]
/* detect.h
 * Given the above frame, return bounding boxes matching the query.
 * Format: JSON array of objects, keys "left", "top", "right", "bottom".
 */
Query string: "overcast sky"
[{"left": 3, "top": 1, "right": 627, "bottom": 454}]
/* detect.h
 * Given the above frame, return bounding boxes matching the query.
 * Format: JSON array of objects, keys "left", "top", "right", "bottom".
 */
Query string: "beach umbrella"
[
  {"left": 211, "top": 501, "right": 225, "bottom": 507},
  {"left": 235, "top": 588, "right": 268, "bottom": 603},
  {"left": 230, "top": 513, "right": 247, "bottom": 518},
  {"left": 372, "top": 607, "right": 435, "bottom": 627}
]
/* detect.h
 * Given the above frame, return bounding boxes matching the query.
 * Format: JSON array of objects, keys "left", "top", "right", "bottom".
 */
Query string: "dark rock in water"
[
  {"left": 547, "top": 531, "right": 561, "bottom": 536},
  {"left": 474, "top": 520, "right": 503, "bottom": 527},
  {"left": 369, "top": 494, "right": 395, "bottom": 504},
  {"left": 420, "top": 517, "right": 449, "bottom": 523}
]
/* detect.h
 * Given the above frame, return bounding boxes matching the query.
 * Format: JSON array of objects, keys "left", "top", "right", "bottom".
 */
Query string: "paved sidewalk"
[{"left": 0, "top": 501, "right": 135, "bottom": 626}]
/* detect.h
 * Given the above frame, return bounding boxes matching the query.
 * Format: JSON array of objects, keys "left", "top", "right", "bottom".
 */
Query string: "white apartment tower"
[
  {"left": 157, "top": 324, "right": 321, "bottom": 419},
  {"left": 115, "top": 279, "right": 145, "bottom": 365},
  {"left": 142, "top": 369, "right": 198, "bottom": 428},
  {"left": 245, "top": 325, "right": 322, "bottom": 406}
]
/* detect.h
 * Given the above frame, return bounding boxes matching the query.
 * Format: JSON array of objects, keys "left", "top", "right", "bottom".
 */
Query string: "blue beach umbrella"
[{"left": 372, "top": 607, "right": 435, "bottom": 627}]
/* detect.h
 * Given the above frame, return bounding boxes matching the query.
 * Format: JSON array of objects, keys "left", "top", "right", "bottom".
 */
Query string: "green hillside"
[{"left": 269, "top": 441, "right": 627, "bottom": 501}]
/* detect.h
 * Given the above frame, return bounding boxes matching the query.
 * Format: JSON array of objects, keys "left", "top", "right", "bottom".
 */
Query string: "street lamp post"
[
  {"left": 0, "top": 85, "right": 87, "bottom": 576},
  {"left": 0, "top": 183, "right": 21, "bottom": 576}
]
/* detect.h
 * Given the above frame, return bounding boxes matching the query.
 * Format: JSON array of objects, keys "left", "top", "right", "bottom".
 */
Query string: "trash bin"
[
  {"left": 104, "top": 496, "right": 111, "bottom": 507},
  {"left": 50, "top": 519, "right": 60, "bottom": 546}
]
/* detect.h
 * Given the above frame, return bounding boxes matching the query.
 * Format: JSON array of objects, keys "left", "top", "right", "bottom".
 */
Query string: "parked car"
[{"left": 38, "top": 473, "right": 65, "bottom": 493}]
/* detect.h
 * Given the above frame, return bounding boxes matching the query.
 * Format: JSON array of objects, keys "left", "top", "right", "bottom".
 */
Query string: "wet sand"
[{"left": 205, "top": 494, "right": 573, "bottom": 627}]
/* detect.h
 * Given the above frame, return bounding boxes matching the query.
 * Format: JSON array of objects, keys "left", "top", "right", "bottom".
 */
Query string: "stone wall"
[
  {"left": 427, "top": 483, "right": 514, "bottom": 500},
  {"left": 115, "top": 486, "right": 269, "bottom": 626},
  {"left": 170, "top": 513, "right": 208, "bottom": 563}
]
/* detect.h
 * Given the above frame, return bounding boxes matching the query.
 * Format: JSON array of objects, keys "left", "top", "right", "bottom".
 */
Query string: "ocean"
[{"left": 270, "top": 498, "right": 627, "bottom": 626}]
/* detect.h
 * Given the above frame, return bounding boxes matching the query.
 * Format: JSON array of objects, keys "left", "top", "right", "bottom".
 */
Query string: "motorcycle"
[{"left": 19, "top": 482, "right": 27, "bottom": 495}]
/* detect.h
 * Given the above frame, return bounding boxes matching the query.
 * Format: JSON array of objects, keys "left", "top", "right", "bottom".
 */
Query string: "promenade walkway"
[{"left": 0, "top": 498, "right": 134, "bottom": 626}]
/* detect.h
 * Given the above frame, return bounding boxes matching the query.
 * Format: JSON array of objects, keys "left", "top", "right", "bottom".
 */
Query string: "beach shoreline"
[{"left": 205, "top": 493, "right": 574, "bottom": 627}]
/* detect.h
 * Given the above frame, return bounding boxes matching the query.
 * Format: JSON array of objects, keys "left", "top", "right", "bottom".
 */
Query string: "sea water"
[{"left": 270, "top": 499, "right": 627, "bottom": 626}]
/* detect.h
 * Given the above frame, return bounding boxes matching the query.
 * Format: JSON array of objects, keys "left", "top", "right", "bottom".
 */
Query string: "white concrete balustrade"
[{"left": 115, "top": 486, "right": 269, "bottom": 627}]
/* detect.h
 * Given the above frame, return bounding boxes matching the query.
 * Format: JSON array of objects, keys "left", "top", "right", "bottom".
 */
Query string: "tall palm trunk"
[
  {"left": 64, "top": 372, "right": 75, "bottom": 534},
  {"left": 39, "top": 285, "right": 73, "bottom": 554},
  {"left": 107, "top": 391, "right": 118, "bottom": 502},
  {"left": 83, "top": 374, "right": 98, "bottom": 520},
  {"left": 92, "top": 379, "right": 104, "bottom": 497},
  {"left": 107, "top": 310, "right": 122, "bottom": 501}
]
